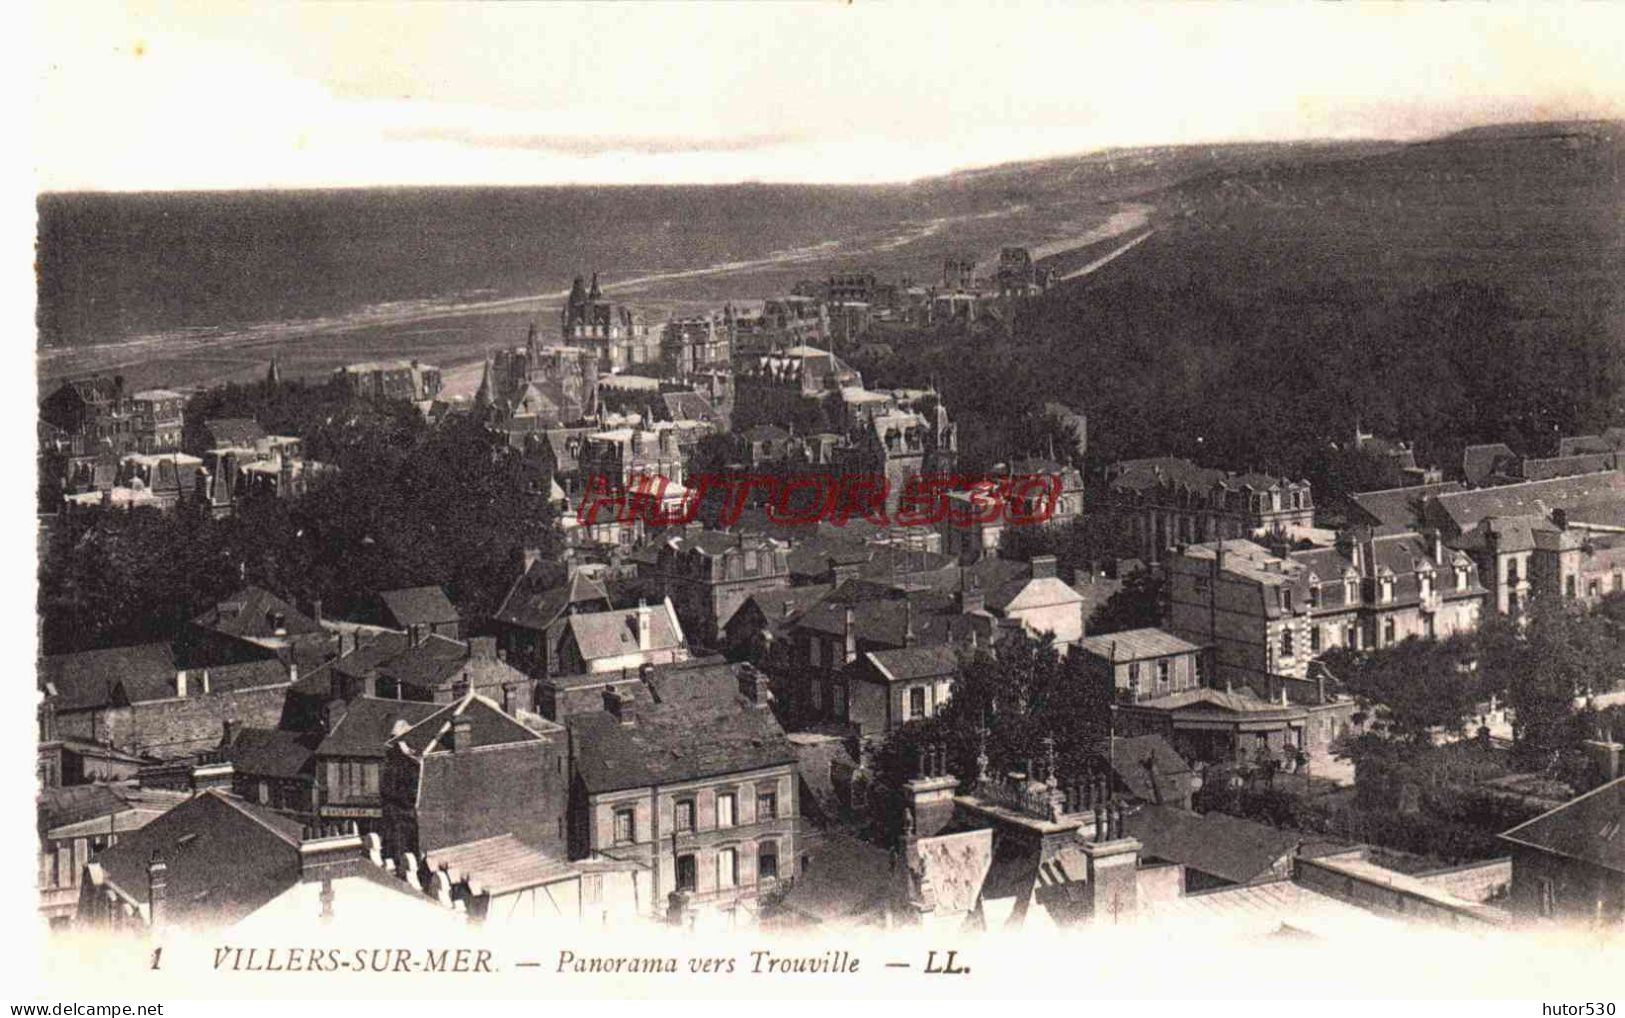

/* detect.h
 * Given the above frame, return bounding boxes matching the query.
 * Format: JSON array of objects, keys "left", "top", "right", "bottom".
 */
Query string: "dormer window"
[
  {"left": 1308, "top": 584, "right": 1321, "bottom": 609},
  {"left": 1418, "top": 571, "right": 1433, "bottom": 599},
  {"left": 1344, "top": 577, "right": 1359, "bottom": 604},
  {"left": 1379, "top": 576, "right": 1395, "bottom": 604},
  {"left": 1456, "top": 565, "right": 1468, "bottom": 591}
]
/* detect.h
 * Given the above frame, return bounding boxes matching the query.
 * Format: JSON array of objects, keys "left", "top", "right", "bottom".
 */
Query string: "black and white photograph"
[{"left": 14, "top": 0, "right": 1625, "bottom": 1004}]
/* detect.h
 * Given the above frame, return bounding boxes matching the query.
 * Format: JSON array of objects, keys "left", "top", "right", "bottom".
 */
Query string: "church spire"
[
  {"left": 588, "top": 272, "right": 602, "bottom": 301},
  {"left": 266, "top": 352, "right": 282, "bottom": 387}
]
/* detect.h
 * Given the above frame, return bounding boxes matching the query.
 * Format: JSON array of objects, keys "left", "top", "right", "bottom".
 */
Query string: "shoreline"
[{"left": 36, "top": 200, "right": 1156, "bottom": 395}]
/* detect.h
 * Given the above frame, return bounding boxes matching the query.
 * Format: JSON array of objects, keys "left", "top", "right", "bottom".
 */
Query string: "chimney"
[
  {"left": 635, "top": 601, "right": 653, "bottom": 651},
  {"left": 146, "top": 851, "right": 167, "bottom": 928},
  {"left": 843, "top": 606, "right": 857, "bottom": 664},
  {"left": 298, "top": 821, "right": 367, "bottom": 883},
  {"left": 450, "top": 714, "right": 474, "bottom": 753},
  {"left": 1553, "top": 507, "right": 1569, "bottom": 531},
  {"left": 175, "top": 670, "right": 188, "bottom": 698},
  {"left": 311, "top": 598, "right": 323, "bottom": 625},
  {"left": 222, "top": 718, "right": 237, "bottom": 746},
  {"left": 521, "top": 546, "right": 542, "bottom": 576},
  {"left": 604, "top": 687, "right": 636, "bottom": 726},
  {"left": 957, "top": 573, "right": 984, "bottom": 616},
  {"left": 738, "top": 664, "right": 768, "bottom": 705}
]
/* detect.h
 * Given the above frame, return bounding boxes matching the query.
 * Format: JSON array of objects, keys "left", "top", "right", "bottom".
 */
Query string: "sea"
[{"left": 34, "top": 169, "right": 1138, "bottom": 391}]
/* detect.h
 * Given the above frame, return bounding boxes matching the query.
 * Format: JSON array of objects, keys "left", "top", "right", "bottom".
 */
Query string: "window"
[
  {"left": 757, "top": 790, "right": 778, "bottom": 821},
  {"left": 909, "top": 686, "right": 926, "bottom": 719},
  {"left": 1280, "top": 629, "right": 1294, "bottom": 659},
  {"left": 675, "top": 799, "right": 695, "bottom": 833},
  {"left": 1589, "top": 580, "right": 1599, "bottom": 599},
  {"left": 1345, "top": 579, "right": 1359, "bottom": 604},
  {"left": 675, "top": 854, "right": 696, "bottom": 893},
  {"left": 808, "top": 638, "right": 822, "bottom": 668},
  {"left": 717, "top": 792, "right": 737, "bottom": 828},
  {"left": 717, "top": 847, "right": 738, "bottom": 890},
  {"left": 1156, "top": 659, "right": 1170, "bottom": 689},
  {"left": 1383, "top": 617, "right": 1396, "bottom": 645},
  {"left": 1379, "top": 577, "right": 1394, "bottom": 604},
  {"left": 1565, "top": 575, "right": 1577, "bottom": 598},
  {"left": 1419, "top": 572, "right": 1433, "bottom": 598},
  {"left": 1456, "top": 566, "right": 1468, "bottom": 592},
  {"left": 257, "top": 781, "right": 270, "bottom": 805},
  {"left": 1310, "top": 626, "right": 1322, "bottom": 653},
  {"left": 758, "top": 841, "right": 779, "bottom": 881},
  {"left": 1128, "top": 661, "right": 1141, "bottom": 694},
  {"left": 1507, "top": 560, "right": 1520, "bottom": 585},
  {"left": 613, "top": 807, "right": 635, "bottom": 846},
  {"left": 1346, "top": 623, "right": 1358, "bottom": 650},
  {"left": 1308, "top": 585, "right": 1320, "bottom": 609}
]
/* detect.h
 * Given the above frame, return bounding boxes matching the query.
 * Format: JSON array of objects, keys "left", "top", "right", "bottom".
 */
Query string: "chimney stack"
[
  {"left": 635, "top": 601, "right": 653, "bottom": 651},
  {"left": 146, "top": 851, "right": 167, "bottom": 928},
  {"left": 737, "top": 664, "right": 768, "bottom": 705},
  {"left": 1031, "top": 555, "right": 1058, "bottom": 580},
  {"left": 450, "top": 714, "right": 474, "bottom": 752},
  {"left": 843, "top": 606, "right": 857, "bottom": 663},
  {"left": 604, "top": 687, "right": 636, "bottom": 726}
]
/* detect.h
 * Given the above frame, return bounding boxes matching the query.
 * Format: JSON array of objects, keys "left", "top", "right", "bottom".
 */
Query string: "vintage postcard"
[{"left": 14, "top": 0, "right": 1625, "bottom": 1004}]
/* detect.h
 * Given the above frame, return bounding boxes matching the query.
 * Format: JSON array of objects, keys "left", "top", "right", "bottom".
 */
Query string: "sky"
[{"left": 30, "top": 1, "right": 1625, "bottom": 191}]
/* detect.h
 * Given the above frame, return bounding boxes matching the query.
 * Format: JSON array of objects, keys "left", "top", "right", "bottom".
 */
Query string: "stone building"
[
  {"left": 642, "top": 530, "right": 792, "bottom": 649},
  {"left": 333, "top": 359, "right": 444, "bottom": 406},
  {"left": 1499, "top": 777, "right": 1624, "bottom": 926},
  {"left": 1106, "top": 457, "right": 1314, "bottom": 565},
  {"left": 562, "top": 661, "right": 797, "bottom": 924},
  {"left": 1166, "top": 533, "right": 1485, "bottom": 685},
  {"left": 560, "top": 273, "right": 653, "bottom": 373},
  {"left": 380, "top": 693, "right": 570, "bottom": 865}
]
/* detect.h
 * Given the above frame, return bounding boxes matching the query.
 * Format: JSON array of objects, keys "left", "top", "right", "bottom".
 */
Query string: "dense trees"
[
  {"left": 39, "top": 385, "right": 561, "bottom": 656},
  {"left": 875, "top": 633, "right": 1112, "bottom": 794},
  {"left": 1319, "top": 635, "right": 1487, "bottom": 744},
  {"left": 849, "top": 274, "right": 1625, "bottom": 507}
]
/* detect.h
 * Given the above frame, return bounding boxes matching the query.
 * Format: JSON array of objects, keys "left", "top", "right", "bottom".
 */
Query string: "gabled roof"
[
  {"left": 564, "top": 602, "right": 684, "bottom": 663},
  {"left": 377, "top": 586, "right": 459, "bottom": 627},
  {"left": 377, "top": 636, "right": 530, "bottom": 695},
  {"left": 191, "top": 587, "right": 320, "bottom": 641},
  {"left": 316, "top": 697, "right": 443, "bottom": 758},
  {"left": 565, "top": 663, "right": 794, "bottom": 793},
  {"left": 494, "top": 564, "right": 612, "bottom": 632},
  {"left": 88, "top": 789, "right": 306, "bottom": 928},
  {"left": 1429, "top": 472, "right": 1625, "bottom": 533},
  {"left": 389, "top": 693, "right": 560, "bottom": 756},
  {"left": 1462, "top": 443, "right": 1517, "bottom": 487},
  {"left": 333, "top": 631, "right": 412, "bottom": 680},
  {"left": 1499, "top": 776, "right": 1625, "bottom": 875},
  {"left": 1124, "top": 805, "right": 1299, "bottom": 885},
  {"left": 40, "top": 643, "right": 177, "bottom": 712},
  {"left": 38, "top": 785, "right": 190, "bottom": 833},
  {"left": 985, "top": 575, "right": 1085, "bottom": 614},
  {"left": 1347, "top": 482, "right": 1466, "bottom": 529}
]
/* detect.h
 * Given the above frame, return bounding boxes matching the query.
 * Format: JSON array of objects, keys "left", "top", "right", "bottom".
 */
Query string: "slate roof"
[
  {"left": 1102, "top": 735, "right": 1195, "bottom": 806},
  {"left": 374, "top": 635, "right": 521, "bottom": 693},
  {"left": 1499, "top": 776, "right": 1625, "bottom": 875},
  {"left": 1428, "top": 472, "right": 1625, "bottom": 534},
  {"left": 565, "top": 601, "right": 685, "bottom": 663},
  {"left": 1347, "top": 482, "right": 1465, "bottom": 529},
  {"left": 494, "top": 565, "right": 612, "bottom": 632},
  {"left": 985, "top": 575, "right": 1085, "bottom": 614},
  {"left": 38, "top": 785, "right": 189, "bottom": 834},
  {"left": 389, "top": 693, "right": 560, "bottom": 756},
  {"left": 1462, "top": 443, "right": 1517, "bottom": 487},
  {"left": 224, "top": 727, "right": 321, "bottom": 779},
  {"left": 566, "top": 663, "right": 795, "bottom": 793},
  {"left": 89, "top": 789, "right": 306, "bottom": 927},
  {"left": 1124, "top": 805, "right": 1299, "bottom": 885},
  {"left": 772, "top": 831, "right": 907, "bottom": 927},
  {"left": 316, "top": 697, "right": 443, "bottom": 758},
  {"left": 202, "top": 418, "right": 268, "bottom": 449},
  {"left": 422, "top": 834, "right": 577, "bottom": 896},
  {"left": 40, "top": 643, "right": 177, "bottom": 712},
  {"left": 1077, "top": 627, "right": 1202, "bottom": 662},
  {"left": 191, "top": 587, "right": 321, "bottom": 640},
  {"left": 333, "top": 631, "right": 412, "bottom": 681},
  {"left": 863, "top": 644, "right": 960, "bottom": 684},
  {"left": 378, "top": 586, "right": 460, "bottom": 627}
]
